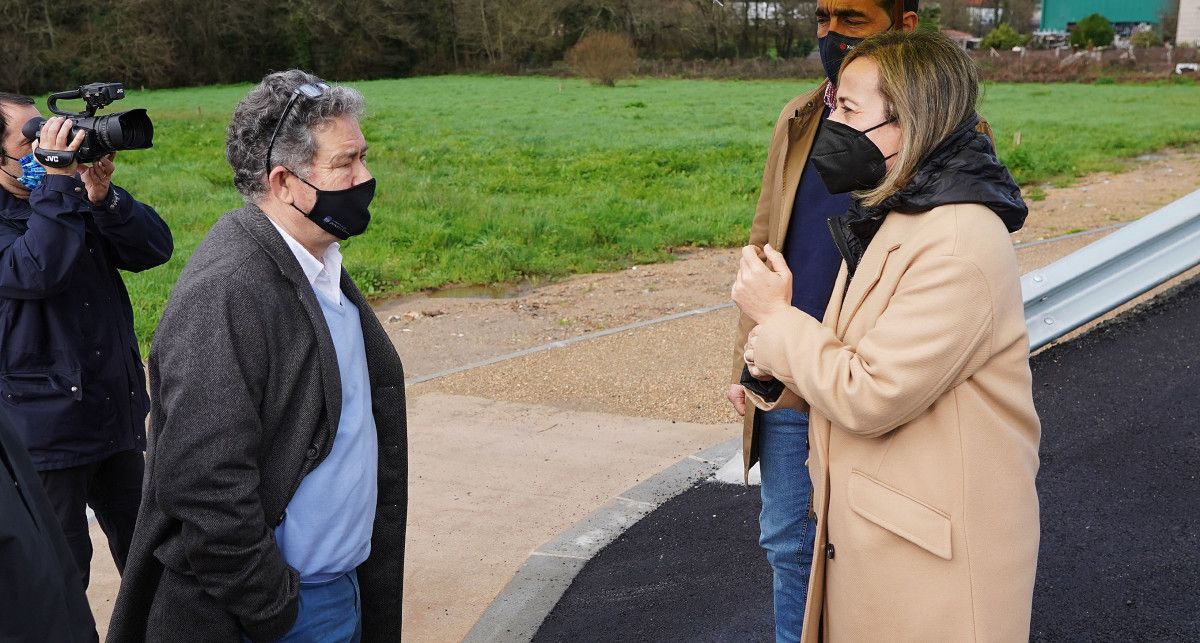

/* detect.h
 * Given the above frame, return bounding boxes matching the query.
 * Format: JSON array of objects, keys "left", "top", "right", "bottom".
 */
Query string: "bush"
[
  {"left": 1070, "top": 13, "right": 1116, "bottom": 48},
  {"left": 566, "top": 32, "right": 637, "bottom": 87},
  {"left": 981, "top": 23, "right": 1029, "bottom": 50},
  {"left": 1131, "top": 30, "right": 1164, "bottom": 48}
]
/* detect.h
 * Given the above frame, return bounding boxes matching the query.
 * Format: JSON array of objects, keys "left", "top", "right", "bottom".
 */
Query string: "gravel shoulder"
[{"left": 407, "top": 243, "right": 1200, "bottom": 427}]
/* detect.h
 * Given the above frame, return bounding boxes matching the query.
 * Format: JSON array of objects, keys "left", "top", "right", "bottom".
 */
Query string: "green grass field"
[{"left": 93, "top": 76, "right": 1200, "bottom": 348}]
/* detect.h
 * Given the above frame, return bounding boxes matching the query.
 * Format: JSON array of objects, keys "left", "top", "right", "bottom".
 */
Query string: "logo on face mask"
[
  {"left": 818, "top": 32, "right": 865, "bottom": 86},
  {"left": 3, "top": 153, "right": 47, "bottom": 191}
]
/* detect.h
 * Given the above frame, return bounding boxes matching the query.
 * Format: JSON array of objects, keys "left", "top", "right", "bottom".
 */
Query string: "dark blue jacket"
[
  {"left": 0, "top": 410, "right": 97, "bottom": 641},
  {"left": 0, "top": 174, "right": 172, "bottom": 470}
]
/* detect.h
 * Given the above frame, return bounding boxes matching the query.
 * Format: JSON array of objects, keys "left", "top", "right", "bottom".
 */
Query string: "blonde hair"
[{"left": 839, "top": 31, "right": 980, "bottom": 207}]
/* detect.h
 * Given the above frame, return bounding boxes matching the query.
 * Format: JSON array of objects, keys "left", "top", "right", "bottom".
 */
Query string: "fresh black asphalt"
[{"left": 534, "top": 277, "right": 1200, "bottom": 642}]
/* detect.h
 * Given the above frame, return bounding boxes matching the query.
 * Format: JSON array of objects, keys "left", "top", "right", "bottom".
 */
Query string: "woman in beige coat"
[{"left": 732, "top": 31, "right": 1041, "bottom": 642}]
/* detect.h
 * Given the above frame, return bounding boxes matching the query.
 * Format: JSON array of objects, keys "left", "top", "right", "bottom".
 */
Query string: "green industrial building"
[{"left": 1040, "top": 0, "right": 1169, "bottom": 33}]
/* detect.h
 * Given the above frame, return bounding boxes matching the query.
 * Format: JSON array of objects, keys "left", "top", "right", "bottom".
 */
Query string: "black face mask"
[
  {"left": 289, "top": 174, "right": 376, "bottom": 240},
  {"left": 818, "top": 31, "right": 864, "bottom": 86},
  {"left": 810, "top": 118, "right": 897, "bottom": 195}
]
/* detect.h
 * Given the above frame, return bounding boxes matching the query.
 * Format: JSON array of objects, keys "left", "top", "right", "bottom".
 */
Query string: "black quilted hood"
[{"left": 829, "top": 114, "right": 1028, "bottom": 277}]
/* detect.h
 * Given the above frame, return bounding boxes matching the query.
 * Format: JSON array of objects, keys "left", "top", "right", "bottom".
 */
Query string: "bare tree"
[
  {"left": 0, "top": 0, "right": 42, "bottom": 91},
  {"left": 774, "top": 1, "right": 817, "bottom": 58},
  {"left": 454, "top": 0, "right": 567, "bottom": 67}
]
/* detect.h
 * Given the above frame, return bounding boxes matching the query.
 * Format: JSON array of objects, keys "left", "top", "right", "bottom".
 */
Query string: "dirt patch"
[
  {"left": 382, "top": 150, "right": 1200, "bottom": 382},
  {"left": 407, "top": 307, "right": 744, "bottom": 425},
  {"left": 1015, "top": 150, "right": 1200, "bottom": 242}
]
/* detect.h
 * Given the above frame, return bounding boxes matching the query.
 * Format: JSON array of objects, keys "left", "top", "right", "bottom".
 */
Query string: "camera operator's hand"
[
  {"left": 80, "top": 153, "right": 116, "bottom": 205},
  {"left": 33, "top": 117, "right": 86, "bottom": 176}
]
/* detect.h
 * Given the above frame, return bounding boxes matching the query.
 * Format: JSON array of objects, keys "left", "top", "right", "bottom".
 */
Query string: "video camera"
[{"left": 21, "top": 83, "right": 153, "bottom": 167}]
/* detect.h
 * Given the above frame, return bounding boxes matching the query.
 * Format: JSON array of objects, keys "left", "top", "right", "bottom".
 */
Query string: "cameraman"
[{"left": 0, "top": 92, "right": 172, "bottom": 589}]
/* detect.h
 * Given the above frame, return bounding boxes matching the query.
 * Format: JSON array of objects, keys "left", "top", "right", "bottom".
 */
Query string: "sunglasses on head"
[{"left": 265, "top": 81, "right": 329, "bottom": 170}]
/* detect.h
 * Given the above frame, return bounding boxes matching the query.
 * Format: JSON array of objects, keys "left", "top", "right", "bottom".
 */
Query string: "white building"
[{"left": 1179, "top": 0, "right": 1200, "bottom": 46}]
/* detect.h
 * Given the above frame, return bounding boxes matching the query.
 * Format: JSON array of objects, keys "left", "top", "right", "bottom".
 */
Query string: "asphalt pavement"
[{"left": 535, "top": 276, "right": 1200, "bottom": 642}]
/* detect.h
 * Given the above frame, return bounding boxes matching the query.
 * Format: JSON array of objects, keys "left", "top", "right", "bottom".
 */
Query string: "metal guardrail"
[{"left": 1022, "top": 188, "right": 1200, "bottom": 350}]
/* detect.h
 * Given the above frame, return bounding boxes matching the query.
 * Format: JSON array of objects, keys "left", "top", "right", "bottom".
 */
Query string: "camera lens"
[{"left": 96, "top": 109, "right": 154, "bottom": 152}]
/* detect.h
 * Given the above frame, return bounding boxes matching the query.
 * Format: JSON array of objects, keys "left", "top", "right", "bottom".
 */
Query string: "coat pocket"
[
  {"left": 0, "top": 370, "right": 83, "bottom": 404},
  {"left": 847, "top": 469, "right": 952, "bottom": 560}
]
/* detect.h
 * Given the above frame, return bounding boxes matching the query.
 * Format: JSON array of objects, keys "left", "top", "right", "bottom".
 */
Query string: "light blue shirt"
[{"left": 270, "top": 221, "right": 378, "bottom": 583}]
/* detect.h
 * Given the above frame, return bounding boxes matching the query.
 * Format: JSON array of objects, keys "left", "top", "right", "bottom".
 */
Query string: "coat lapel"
[
  {"left": 234, "top": 207, "right": 343, "bottom": 442},
  {"left": 835, "top": 240, "right": 902, "bottom": 338},
  {"left": 772, "top": 85, "right": 827, "bottom": 249}
]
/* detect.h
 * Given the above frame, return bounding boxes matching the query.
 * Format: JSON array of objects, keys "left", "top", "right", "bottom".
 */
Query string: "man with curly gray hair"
[{"left": 108, "top": 70, "right": 407, "bottom": 643}]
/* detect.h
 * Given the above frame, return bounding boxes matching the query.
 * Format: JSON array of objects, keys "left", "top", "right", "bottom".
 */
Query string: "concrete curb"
[{"left": 464, "top": 437, "right": 742, "bottom": 642}]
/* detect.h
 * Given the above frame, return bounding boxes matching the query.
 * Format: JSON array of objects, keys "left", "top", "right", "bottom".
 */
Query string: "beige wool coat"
[
  {"left": 743, "top": 202, "right": 1042, "bottom": 641},
  {"left": 731, "top": 83, "right": 996, "bottom": 477}
]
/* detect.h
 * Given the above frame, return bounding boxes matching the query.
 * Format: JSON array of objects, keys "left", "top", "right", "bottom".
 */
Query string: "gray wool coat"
[{"left": 106, "top": 205, "right": 407, "bottom": 642}]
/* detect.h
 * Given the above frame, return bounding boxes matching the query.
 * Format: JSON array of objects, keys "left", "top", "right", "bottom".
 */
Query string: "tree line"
[{"left": 1, "top": 0, "right": 1037, "bottom": 94}]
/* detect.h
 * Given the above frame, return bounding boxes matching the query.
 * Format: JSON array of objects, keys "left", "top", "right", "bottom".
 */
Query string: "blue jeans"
[
  {"left": 245, "top": 569, "right": 362, "bottom": 643},
  {"left": 758, "top": 408, "right": 817, "bottom": 643}
]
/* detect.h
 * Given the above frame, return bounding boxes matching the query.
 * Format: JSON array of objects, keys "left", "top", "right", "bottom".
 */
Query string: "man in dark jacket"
[
  {"left": 0, "top": 92, "right": 173, "bottom": 590},
  {"left": 0, "top": 409, "right": 98, "bottom": 642},
  {"left": 108, "top": 70, "right": 407, "bottom": 643}
]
